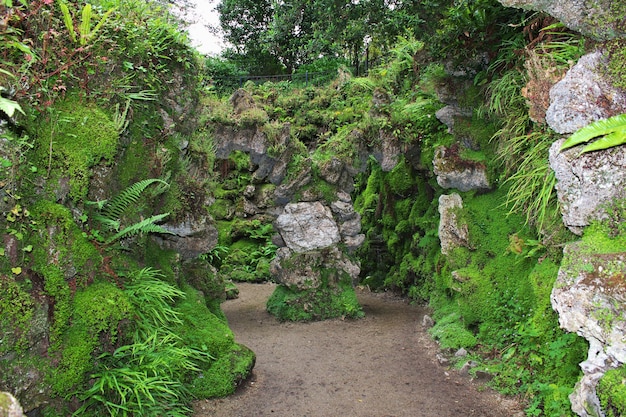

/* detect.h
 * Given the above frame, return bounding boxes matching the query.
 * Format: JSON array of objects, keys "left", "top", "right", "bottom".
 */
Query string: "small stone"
[
  {"left": 454, "top": 348, "right": 468, "bottom": 357},
  {"left": 422, "top": 315, "right": 434, "bottom": 328},
  {"left": 436, "top": 353, "right": 449, "bottom": 366}
]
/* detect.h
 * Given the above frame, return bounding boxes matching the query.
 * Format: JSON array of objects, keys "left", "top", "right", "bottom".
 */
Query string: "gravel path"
[{"left": 194, "top": 282, "right": 524, "bottom": 417}]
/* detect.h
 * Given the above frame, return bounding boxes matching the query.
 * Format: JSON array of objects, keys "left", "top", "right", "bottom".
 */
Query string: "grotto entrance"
[{"left": 193, "top": 282, "right": 524, "bottom": 417}]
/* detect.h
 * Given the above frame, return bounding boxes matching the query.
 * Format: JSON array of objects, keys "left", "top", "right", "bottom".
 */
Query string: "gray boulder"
[
  {"left": 438, "top": 193, "right": 470, "bottom": 256},
  {"left": 497, "top": 0, "right": 626, "bottom": 40},
  {"left": 551, "top": 241, "right": 626, "bottom": 417},
  {"left": 275, "top": 202, "right": 341, "bottom": 253},
  {"left": 270, "top": 246, "right": 361, "bottom": 290},
  {"left": 549, "top": 138, "right": 626, "bottom": 235},
  {"left": 546, "top": 52, "right": 626, "bottom": 134}
]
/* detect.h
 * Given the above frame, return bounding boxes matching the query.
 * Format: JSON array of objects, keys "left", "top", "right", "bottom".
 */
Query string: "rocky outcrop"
[
  {"left": 157, "top": 214, "right": 219, "bottom": 259},
  {"left": 438, "top": 193, "right": 470, "bottom": 255},
  {"left": 497, "top": 0, "right": 626, "bottom": 40},
  {"left": 549, "top": 138, "right": 626, "bottom": 235},
  {"left": 546, "top": 52, "right": 626, "bottom": 134},
  {"left": 433, "top": 145, "right": 490, "bottom": 192},
  {"left": 551, "top": 241, "right": 626, "bottom": 417}
]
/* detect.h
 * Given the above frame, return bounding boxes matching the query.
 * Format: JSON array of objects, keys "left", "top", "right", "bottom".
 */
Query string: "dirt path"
[{"left": 194, "top": 283, "right": 524, "bottom": 417}]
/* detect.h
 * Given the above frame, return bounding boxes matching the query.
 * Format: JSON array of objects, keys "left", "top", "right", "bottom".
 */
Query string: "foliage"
[
  {"left": 560, "top": 114, "right": 626, "bottom": 155},
  {"left": 75, "top": 269, "right": 210, "bottom": 416},
  {"left": 87, "top": 179, "right": 172, "bottom": 244}
]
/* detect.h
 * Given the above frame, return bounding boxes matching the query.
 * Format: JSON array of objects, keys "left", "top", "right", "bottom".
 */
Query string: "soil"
[{"left": 193, "top": 283, "right": 525, "bottom": 417}]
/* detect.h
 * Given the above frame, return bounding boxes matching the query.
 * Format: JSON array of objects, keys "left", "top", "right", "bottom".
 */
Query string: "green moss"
[
  {"left": 51, "top": 281, "right": 131, "bottom": 394},
  {"left": 117, "top": 138, "right": 152, "bottom": 187},
  {"left": 0, "top": 275, "right": 34, "bottom": 354},
  {"left": 33, "top": 95, "right": 119, "bottom": 201},
  {"left": 598, "top": 364, "right": 626, "bottom": 417},
  {"left": 387, "top": 157, "right": 413, "bottom": 195}
]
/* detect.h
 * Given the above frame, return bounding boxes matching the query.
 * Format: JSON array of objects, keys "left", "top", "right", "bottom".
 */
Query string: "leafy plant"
[
  {"left": 87, "top": 178, "right": 172, "bottom": 244},
  {"left": 58, "top": 0, "right": 115, "bottom": 46},
  {"left": 560, "top": 113, "right": 626, "bottom": 155}
]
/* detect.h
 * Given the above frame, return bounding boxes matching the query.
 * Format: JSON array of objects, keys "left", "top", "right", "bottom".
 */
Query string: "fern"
[
  {"left": 561, "top": 114, "right": 626, "bottom": 154},
  {"left": 94, "top": 178, "right": 169, "bottom": 226},
  {"left": 105, "top": 213, "right": 172, "bottom": 244},
  {"left": 87, "top": 179, "right": 172, "bottom": 244}
]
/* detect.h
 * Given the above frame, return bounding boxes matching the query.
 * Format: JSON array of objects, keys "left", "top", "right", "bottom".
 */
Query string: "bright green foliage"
[
  {"left": 598, "top": 365, "right": 626, "bottom": 417},
  {"left": 87, "top": 178, "right": 172, "bottom": 244},
  {"left": 33, "top": 96, "right": 119, "bottom": 201},
  {"left": 561, "top": 114, "right": 626, "bottom": 155},
  {"left": 428, "top": 309, "right": 477, "bottom": 349}
]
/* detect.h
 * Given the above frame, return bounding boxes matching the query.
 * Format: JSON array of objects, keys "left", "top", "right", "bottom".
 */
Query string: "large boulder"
[
  {"left": 274, "top": 202, "right": 341, "bottom": 253},
  {"left": 549, "top": 138, "right": 626, "bottom": 235},
  {"left": 546, "top": 51, "right": 626, "bottom": 134},
  {"left": 497, "top": 0, "right": 626, "bottom": 40},
  {"left": 551, "top": 241, "right": 626, "bottom": 417}
]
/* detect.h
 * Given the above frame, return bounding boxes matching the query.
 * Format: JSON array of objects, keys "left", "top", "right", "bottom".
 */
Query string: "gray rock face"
[
  {"left": 435, "top": 105, "right": 472, "bottom": 135},
  {"left": 156, "top": 214, "right": 219, "bottom": 259},
  {"left": 497, "top": 0, "right": 626, "bottom": 40},
  {"left": 546, "top": 52, "right": 626, "bottom": 134},
  {"left": 433, "top": 146, "right": 490, "bottom": 192},
  {"left": 0, "top": 392, "right": 25, "bottom": 417},
  {"left": 549, "top": 139, "right": 626, "bottom": 235},
  {"left": 551, "top": 241, "right": 626, "bottom": 417},
  {"left": 275, "top": 202, "right": 341, "bottom": 253},
  {"left": 438, "top": 193, "right": 470, "bottom": 255}
]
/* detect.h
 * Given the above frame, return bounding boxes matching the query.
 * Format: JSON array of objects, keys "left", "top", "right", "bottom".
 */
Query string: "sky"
[{"left": 183, "top": 0, "right": 225, "bottom": 55}]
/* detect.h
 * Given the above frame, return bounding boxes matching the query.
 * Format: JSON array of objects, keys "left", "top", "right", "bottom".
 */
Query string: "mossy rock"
[
  {"left": 175, "top": 286, "right": 255, "bottom": 398},
  {"left": 266, "top": 280, "right": 363, "bottom": 321},
  {"left": 189, "top": 343, "right": 255, "bottom": 398}
]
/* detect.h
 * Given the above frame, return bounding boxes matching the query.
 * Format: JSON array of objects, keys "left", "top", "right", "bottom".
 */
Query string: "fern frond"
[
  {"left": 100, "top": 179, "right": 169, "bottom": 223},
  {"left": 105, "top": 213, "right": 172, "bottom": 244},
  {"left": 561, "top": 114, "right": 626, "bottom": 151},
  {"left": 58, "top": 0, "right": 76, "bottom": 43},
  {"left": 579, "top": 129, "right": 626, "bottom": 154}
]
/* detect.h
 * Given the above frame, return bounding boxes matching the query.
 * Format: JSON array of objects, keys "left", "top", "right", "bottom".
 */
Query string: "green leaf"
[
  {"left": 0, "top": 96, "right": 25, "bottom": 117},
  {"left": 579, "top": 129, "right": 626, "bottom": 154},
  {"left": 11, "top": 267, "right": 22, "bottom": 275},
  {"left": 561, "top": 114, "right": 626, "bottom": 151}
]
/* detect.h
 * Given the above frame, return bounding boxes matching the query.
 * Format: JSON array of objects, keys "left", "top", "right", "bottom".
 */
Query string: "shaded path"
[{"left": 194, "top": 283, "right": 523, "bottom": 417}]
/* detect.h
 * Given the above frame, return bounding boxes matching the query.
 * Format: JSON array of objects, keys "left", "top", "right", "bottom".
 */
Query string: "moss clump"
[
  {"left": 51, "top": 281, "right": 131, "bottom": 394},
  {"left": 0, "top": 275, "right": 34, "bottom": 355},
  {"left": 267, "top": 279, "right": 363, "bottom": 321},
  {"left": 598, "top": 365, "right": 626, "bottom": 417},
  {"left": 33, "top": 95, "right": 119, "bottom": 201},
  {"left": 175, "top": 286, "right": 255, "bottom": 398},
  {"left": 428, "top": 310, "right": 477, "bottom": 349}
]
